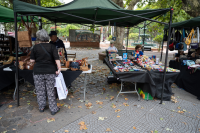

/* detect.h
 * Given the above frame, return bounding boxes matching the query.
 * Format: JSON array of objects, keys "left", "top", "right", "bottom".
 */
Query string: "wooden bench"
[{"left": 67, "top": 53, "right": 76, "bottom": 59}]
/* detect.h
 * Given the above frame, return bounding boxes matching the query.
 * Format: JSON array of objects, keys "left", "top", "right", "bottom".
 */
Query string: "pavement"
[{"left": 0, "top": 48, "right": 200, "bottom": 133}]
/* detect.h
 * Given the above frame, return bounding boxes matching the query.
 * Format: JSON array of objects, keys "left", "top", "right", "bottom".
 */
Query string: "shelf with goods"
[{"left": 0, "top": 34, "right": 14, "bottom": 60}]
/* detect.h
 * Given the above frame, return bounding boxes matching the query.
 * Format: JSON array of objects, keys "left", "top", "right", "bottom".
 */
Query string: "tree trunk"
[
  {"left": 182, "top": 0, "right": 200, "bottom": 17},
  {"left": 127, "top": 0, "right": 140, "bottom": 10}
]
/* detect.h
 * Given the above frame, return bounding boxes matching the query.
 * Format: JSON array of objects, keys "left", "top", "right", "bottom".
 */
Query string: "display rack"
[{"left": 0, "top": 34, "right": 14, "bottom": 60}]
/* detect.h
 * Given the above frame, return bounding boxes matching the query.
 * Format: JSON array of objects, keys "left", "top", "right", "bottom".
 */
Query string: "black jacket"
[{"left": 50, "top": 38, "right": 67, "bottom": 60}]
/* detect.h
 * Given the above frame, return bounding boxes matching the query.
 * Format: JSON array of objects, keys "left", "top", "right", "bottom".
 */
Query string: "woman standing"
[{"left": 30, "top": 29, "right": 61, "bottom": 115}]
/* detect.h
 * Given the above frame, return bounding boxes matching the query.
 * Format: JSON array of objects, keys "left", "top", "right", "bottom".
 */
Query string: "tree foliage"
[
  {"left": 129, "top": 33, "right": 139, "bottom": 40},
  {"left": 153, "top": 34, "right": 163, "bottom": 51}
]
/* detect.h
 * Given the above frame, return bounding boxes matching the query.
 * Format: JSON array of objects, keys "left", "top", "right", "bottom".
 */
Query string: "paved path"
[{"left": 0, "top": 49, "right": 200, "bottom": 133}]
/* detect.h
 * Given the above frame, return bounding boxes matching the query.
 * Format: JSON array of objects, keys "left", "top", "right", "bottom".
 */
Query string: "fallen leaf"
[
  {"left": 64, "top": 130, "right": 69, "bottom": 132},
  {"left": 133, "top": 126, "right": 136, "bottom": 129},
  {"left": 70, "top": 95, "right": 74, "bottom": 98},
  {"left": 154, "top": 130, "right": 158, "bottom": 133},
  {"left": 27, "top": 103, "right": 30, "bottom": 105},
  {"left": 141, "top": 107, "right": 144, "bottom": 109},
  {"left": 177, "top": 106, "right": 181, "bottom": 109},
  {"left": 96, "top": 101, "right": 103, "bottom": 105},
  {"left": 112, "top": 104, "right": 117, "bottom": 108},
  {"left": 117, "top": 116, "right": 120, "bottom": 118},
  {"left": 162, "top": 103, "right": 165, "bottom": 105},
  {"left": 151, "top": 131, "right": 153, "bottom": 133},
  {"left": 77, "top": 98, "right": 80, "bottom": 100},
  {"left": 91, "top": 111, "right": 96, "bottom": 114},
  {"left": 47, "top": 118, "right": 55, "bottom": 123},
  {"left": 78, "top": 106, "right": 82, "bottom": 108},
  {"left": 106, "top": 128, "right": 112, "bottom": 132},
  {"left": 78, "top": 121, "right": 85, "bottom": 126},
  {"left": 183, "top": 109, "right": 187, "bottom": 112},
  {"left": 79, "top": 100, "right": 84, "bottom": 102},
  {"left": 13, "top": 129, "right": 16, "bottom": 130},
  {"left": 2, "top": 131, "right": 7, "bottom": 133},
  {"left": 115, "top": 109, "right": 121, "bottom": 112},
  {"left": 182, "top": 122, "right": 187, "bottom": 125},
  {"left": 123, "top": 103, "right": 129, "bottom": 106},
  {"left": 125, "top": 98, "right": 128, "bottom": 100},
  {"left": 98, "top": 117, "right": 107, "bottom": 120},
  {"left": 57, "top": 103, "right": 61, "bottom": 107},
  {"left": 8, "top": 105, "right": 12, "bottom": 108},
  {"left": 160, "top": 118, "right": 164, "bottom": 120},
  {"left": 53, "top": 130, "right": 55, "bottom": 132},
  {"left": 85, "top": 102, "right": 92, "bottom": 108},
  {"left": 0, "top": 116, "right": 2, "bottom": 120},
  {"left": 103, "top": 88, "right": 106, "bottom": 91},
  {"left": 68, "top": 106, "right": 71, "bottom": 109}
]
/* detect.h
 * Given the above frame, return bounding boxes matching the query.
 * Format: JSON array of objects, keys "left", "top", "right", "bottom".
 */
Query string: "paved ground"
[{"left": 0, "top": 49, "right": 200, "bottom": 133}]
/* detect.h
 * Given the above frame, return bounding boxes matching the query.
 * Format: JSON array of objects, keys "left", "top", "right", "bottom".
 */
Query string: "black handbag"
[{"left": 163, "top": 30, "right": 168, "bottom": 41}]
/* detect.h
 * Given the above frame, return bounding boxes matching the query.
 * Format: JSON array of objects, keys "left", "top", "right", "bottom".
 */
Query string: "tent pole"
[
  {"left": 37, "top": 0, "right": 42, "bottom": 30},
  {"left": 14, "top": 12, "right": 19, "bottom": 107},
  {"left": 160, "top": 8, "right": 173, "bottom": 104},
  {"left": 126, "top": 27, "right": 129, "bottom": 53}
]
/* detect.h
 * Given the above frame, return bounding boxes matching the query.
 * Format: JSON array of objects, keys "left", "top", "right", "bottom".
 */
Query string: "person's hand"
[{"left": 56, "top": 68, "right": 61, "bottom": 75}]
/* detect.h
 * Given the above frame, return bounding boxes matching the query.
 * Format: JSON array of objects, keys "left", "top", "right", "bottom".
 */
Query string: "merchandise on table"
[{"left": 108, "top": 51, "right": 117, "bottom": 61}]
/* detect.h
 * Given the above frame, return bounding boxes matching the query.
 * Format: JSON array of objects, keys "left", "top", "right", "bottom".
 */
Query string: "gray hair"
[{"left": 36, "top": 29, "right": 49, "bottom": 42}]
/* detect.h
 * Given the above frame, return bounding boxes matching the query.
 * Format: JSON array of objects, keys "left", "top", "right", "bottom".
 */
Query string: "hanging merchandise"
[
  {"left": 163, "top": 30, "right": 168, "bottom": 41},
  {"left": 175, "top": 30, "right": 182, "bottom": 42},
  {"left": 190, "top": 28, "right": 199, "bottom": 49},
  {"left": 17, "top": 17, "right": 33, "bottom": 47},
  {"left": 185, "top": 29, "right": 194, "bottom": 45},
  {"left": 169, "top": 28, "right": 175, "bottom": 51}
]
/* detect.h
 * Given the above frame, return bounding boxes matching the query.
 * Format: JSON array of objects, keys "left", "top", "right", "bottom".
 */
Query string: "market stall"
[
  {"left": 105, "top": 54, "right": 179, "bottom": 101},
  {"left": 163, "top": 16, "right": 200, "bottom": 99},
  {"left": 12, "top": 0, "right": 173, "bottom": 106}
]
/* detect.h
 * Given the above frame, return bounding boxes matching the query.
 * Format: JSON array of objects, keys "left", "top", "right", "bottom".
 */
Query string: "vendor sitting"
[
  {"left": 107, "top": 40, "right": 118, "bottom": 52},
  {"left": 191, "top": 47, "right": 200, "bottom": 58},
  {"left": 128, "top": 44, "right": 143, "bottom": 59}
]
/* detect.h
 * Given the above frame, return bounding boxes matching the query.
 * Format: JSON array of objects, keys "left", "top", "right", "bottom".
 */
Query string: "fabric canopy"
[
  {"left": 0, "top": 5, "right": 38, "bottom": 23},
  {"left": 164, "top": 16, "right": 200, "bottom": 30},
  {"left": 13, "top": 0, "right": 170, "bottom": 27},
  {"left": 0, "top": 5, "right": 16, "bottom": 22}
]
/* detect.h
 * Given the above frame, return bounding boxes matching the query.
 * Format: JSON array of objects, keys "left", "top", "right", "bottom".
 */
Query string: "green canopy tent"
[
  {"left": 0, "top": 5, "right": 38, "bottom": 23},
  {"left": 164, "top": 16, "right": 200, "bottom": 30},
  {"left": 13, "top": 0, "right": 173, "bottom": 106},
  {"left": 160, "top": 16, "right": 200, "bottom": 61}
]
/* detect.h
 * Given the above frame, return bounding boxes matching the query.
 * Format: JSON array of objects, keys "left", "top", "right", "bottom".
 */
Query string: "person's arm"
[
  {"left": 30, "top": 46, "right": 35, "bottom": 63},
  {"left": 55, "top": 60, "right": 61, "bottom": 75}
]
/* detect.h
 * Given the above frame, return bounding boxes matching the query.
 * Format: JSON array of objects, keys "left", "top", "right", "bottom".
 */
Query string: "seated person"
[
  {"left": 107, "top": 40, "right": 118, "bottom": 52},
  {"left": 128, "top": 44, "right": 143, "bottom": 59},
  {"left": 191, "top": 47, "right": 200, "bottom": 58}
]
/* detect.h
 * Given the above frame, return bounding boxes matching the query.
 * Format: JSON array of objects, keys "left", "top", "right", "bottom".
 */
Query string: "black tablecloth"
[
  {"left": 6, "top": 65, "right": 82, "bottom": 88},
  {"left": 0, "top": 64, "right": 15, "bottom": 90},
  {"left": 169, "top": 60, "right": 200, "bottom": 97},
  {"left": 104, "top": 58, "right": 179, "bottom": 100}
]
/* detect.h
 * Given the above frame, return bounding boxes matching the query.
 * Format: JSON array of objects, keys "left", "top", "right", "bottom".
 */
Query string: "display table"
[
  {"left": 169, "top": 60, "right": 200, "bottom": 98},
  {"left": 104, "top": 58, "right": 179, "bottom": 100},
  {"left": 3, "top": 65, "right": 92, "bottom": 101}
]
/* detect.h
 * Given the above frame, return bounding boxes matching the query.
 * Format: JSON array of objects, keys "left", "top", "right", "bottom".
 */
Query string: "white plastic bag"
[{"left": 54, "top": 73, "right": 68, "bottom": 100}]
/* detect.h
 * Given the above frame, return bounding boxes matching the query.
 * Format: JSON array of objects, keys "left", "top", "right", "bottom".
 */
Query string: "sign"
[
  {"left": 123, "top": 53, "right": 128, "bottom": 60},
  {"left": 112, "top": 37, "right": 116, "bottom": 41}
]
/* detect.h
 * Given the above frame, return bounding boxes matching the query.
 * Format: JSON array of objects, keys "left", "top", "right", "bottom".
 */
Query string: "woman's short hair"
[
  {"left": 135, "top": 44, "right": 142, "bottom": 50},
  {"left": 36, "top": 29, "right": 49, "bottom": 42}
]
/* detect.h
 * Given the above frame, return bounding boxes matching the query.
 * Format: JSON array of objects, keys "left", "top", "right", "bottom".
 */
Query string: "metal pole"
[
  {"left": 37, "top": 0, "right": 42, "bottom": 30},
  {"left": 139, "top": 28, "right": 140, "bottom": 42},
  {"left": 160, "top": 8, "right": 173, "bottom": 104},
  {"left": 126, "top": 27, "right": 129, "bottom": 53},
  {"left": 14, "top": 12, "right": 19, "bottom": 106}
]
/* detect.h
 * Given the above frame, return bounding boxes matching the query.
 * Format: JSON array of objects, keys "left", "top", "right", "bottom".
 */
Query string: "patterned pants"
[{"left": 33, "top": 74, "right": 59, "bottom": 112}]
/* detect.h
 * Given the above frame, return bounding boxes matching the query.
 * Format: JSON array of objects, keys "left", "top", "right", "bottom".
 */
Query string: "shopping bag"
[{"left": 54, "top": 73, "right": 68, "bottom": 100}]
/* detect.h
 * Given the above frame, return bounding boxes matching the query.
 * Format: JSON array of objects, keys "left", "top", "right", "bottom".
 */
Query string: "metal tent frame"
[{"left": 14, "top": 4, "right": 173, "bottom": 106}]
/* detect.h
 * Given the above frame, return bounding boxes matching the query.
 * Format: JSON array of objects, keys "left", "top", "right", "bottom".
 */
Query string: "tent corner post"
[
  {"left": 160, "top": 7, "right": 173, "bottom": 104},
  {"left": 160, "top": 30, "right": 165, "bottom": 62},
  {"left": 14, "top": 12, "right": 19, "bottom": 107}
]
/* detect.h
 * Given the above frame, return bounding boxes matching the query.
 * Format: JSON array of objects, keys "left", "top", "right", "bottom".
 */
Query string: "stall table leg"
[
  {"left": 116, "top": 82, "right": 140, "bottom": 102},
  {"left": 83, "top": 73, "right": 87, "bottom": 102}
]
